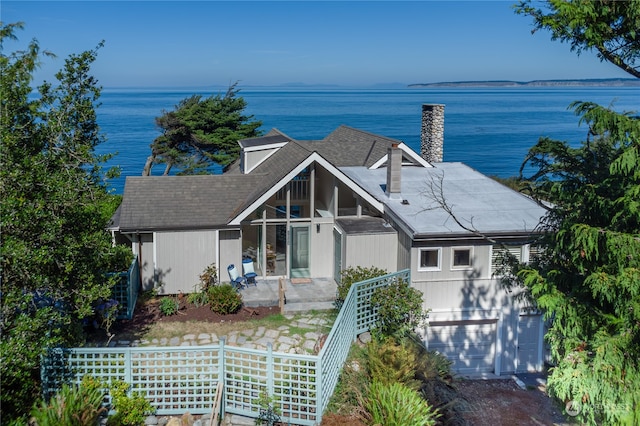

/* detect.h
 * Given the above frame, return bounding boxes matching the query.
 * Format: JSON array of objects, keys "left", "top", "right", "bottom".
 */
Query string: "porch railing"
[{"left": 41, "top": 269, "right": 410, "bottom": 425}]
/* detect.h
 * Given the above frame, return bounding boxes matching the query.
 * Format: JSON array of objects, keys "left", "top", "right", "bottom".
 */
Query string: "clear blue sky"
[{"left": 3, "top": 1, "right": 631, "bottom": 88}]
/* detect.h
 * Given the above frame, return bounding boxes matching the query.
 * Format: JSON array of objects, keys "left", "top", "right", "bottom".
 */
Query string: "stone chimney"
[
  {"left": 421, "top": 104, "right": 444, "bottom": 163},
  {"left": 386, "top": 143, "right": 402, "bottom": 199}
]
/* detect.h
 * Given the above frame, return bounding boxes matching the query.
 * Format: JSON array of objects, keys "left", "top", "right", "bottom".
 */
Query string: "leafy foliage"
[
  {"left": 208, "top": 284, "right": 243, "bottom": 314},
  {"left": 0, "top": 23, "right": 131, "bottom": 422},
  {"left": 515, "top": 0, "right": 640, "bottom": 78},
  {"left": 158, "top": 296, "right": 179, "bottom": 316},
  {"left": 106, "top": 381, "right": 154, "bottom": 426},
  {"left": 508, "top": 5, "right": 640, "bottom": 423},
  {"left": 30, "top": 376, "right": 107, "bottom": 426},
  {"left": 513, "top": 102, "right": 640, "bottom": 425},
  {"left": 256, "top": 391, "right": 282, "bottom": 426},
  {"left": 366, "top": 381, "right": 440, "bottom": 426},
  {"left": 336, "top": 266, "right": 388, "bottom": 306},
  {"left": 327, "top": 337, "right": 457, "bottom": 425},
  {"left": 370, "top": 279, "right": 428, "bottom": 338},
  {"left": 367, "top": 336, "right": 420, "bottom": 390},
  {"left": 187, "top": 263, "right": 219, "bottom": 306},
  {"left": 142, "top": 82, "right": 263, "bottom": 175}
]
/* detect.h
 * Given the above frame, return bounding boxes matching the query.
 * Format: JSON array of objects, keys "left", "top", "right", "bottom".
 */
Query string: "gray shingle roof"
[
  {"left": 311, "top": 125, "right": 403, "bottom": 168},
  {"left": 116, "top": 174, "right": 267, "bottom": 231}
]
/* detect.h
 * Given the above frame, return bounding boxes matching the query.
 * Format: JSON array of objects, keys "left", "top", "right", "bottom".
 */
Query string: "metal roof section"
[{"left": 341, "top": 162, "right": 546, "bottom": 238}]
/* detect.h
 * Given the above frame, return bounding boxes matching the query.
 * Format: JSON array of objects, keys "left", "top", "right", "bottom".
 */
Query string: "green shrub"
[
  {"left": 370, "top": 279, "right": 428, "bottom": 338},
  {"left": 107, "top": 380, "right": 154, "bottom": 426},
  {"left": 158, "top": 296, "right": 179, "bottom": 316},
  {"left": 186, "top": 291, "right": 209, "bottom": 307},
  {"left": 188, "top": 263, "right": 219, "bottom": 307},
  {"left": 198, "top": 263, "right": 218, "bottom": 289},
  {"left": 255, "top": 391, "right": 282, "bottom": 426},
  {"left": 367, "top": 336, "right": 420, "bottom": 390},
  {"left": 325, "top": 345, "right": 370, "bottom": 419},
  {"left": 208, "top": 284, "right": 242, "bottom": 314},
  {"left": 337, "top": 266, "right": 387, "bottom": 306},
  {"left": 30, "top": 376, "right": 106, "bottom": 426},
  {"left": 366, "top": 381, "right": 439, "bottom": 426}
]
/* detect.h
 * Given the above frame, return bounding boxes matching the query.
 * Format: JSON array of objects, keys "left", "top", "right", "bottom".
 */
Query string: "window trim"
[
  {"left": 418, "top": 247, "right": 442, "bottom": 271},
  {"left": 451, "top": 246, "right": 473, "bottom": 270}
]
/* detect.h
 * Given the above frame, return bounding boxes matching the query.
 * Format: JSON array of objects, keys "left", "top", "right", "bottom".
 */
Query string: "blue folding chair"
[
  {"left": 227, "top": 264, "right": 246, "bottom": 290},
  {"left": 242, "top": 257, "right": 258, "bottom": 286}
]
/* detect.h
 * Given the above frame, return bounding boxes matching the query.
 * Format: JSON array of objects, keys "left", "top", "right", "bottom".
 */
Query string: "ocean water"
[{"left": 95, "top": 87, "right": 639, "bottom": 193}]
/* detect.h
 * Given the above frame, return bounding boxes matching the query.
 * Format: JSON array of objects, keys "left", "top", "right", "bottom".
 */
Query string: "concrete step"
[{"left": 283, "top": 301, "right": 336, "bottom": 313}]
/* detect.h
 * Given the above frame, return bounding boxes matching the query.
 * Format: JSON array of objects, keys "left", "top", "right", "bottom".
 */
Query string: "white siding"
[
  {"left": 310, "top": 222, "right": 334, "bottom": 277},
  {"left": 343, "top": 233, "right": 397, "bottom": 273},
  {"left": 155, "top": 230, "right": 217, "bottom": 295},
  {"left": 220, "top": 230, "right": 242, "bottom": 283},
  {"left": 412, "top": 243, "right": 492, "bottom": 283},
  {"left": 134, "top": 233, "right": 155, "bottom": 292}
]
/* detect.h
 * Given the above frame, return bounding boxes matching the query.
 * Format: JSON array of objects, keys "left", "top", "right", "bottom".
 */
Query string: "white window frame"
[
  {"left": 418, "top": 247, "right": 442, "bottom": 271},
  {"left": 451, "top": 246, "right": 473, "bottom": 270}
]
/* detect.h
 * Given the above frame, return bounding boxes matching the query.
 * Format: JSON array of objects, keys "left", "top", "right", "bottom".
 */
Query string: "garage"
[{"left": 426, "top": 319, "right": 497, "bottom": 374}]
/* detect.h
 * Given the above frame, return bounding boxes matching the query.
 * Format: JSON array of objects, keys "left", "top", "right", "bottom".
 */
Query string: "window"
[
  {"left": 419, "top": 248, "right": 441, "bottom": 271},
  {"left": 452, "top": 247, "right": 472, "bottom": 268}
]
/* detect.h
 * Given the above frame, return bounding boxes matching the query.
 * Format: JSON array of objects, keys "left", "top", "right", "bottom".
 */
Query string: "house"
[{"left": 110, "top": 104, "right": 547, "bottom": 375}]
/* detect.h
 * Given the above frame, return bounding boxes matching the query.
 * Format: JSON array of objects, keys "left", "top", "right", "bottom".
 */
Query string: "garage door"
[
  {"left": 516, "top": 314, "right": 543, "bottom": 372},
  {"left": 427, "top": 320, "right": 497, "bottom": 374}
]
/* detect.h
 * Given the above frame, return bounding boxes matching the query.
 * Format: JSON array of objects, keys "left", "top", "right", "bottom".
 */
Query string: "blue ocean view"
[{"left": 96, "top": 87, "right": 639, "bottom": 194}]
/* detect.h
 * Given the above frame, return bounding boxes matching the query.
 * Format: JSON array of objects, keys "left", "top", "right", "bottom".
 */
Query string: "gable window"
[
  {"left": 452, "top": 247, "right": 472, "bottom": 269},
  {"left": 419, "top": 248, "right": 441, "bottom": 271}
]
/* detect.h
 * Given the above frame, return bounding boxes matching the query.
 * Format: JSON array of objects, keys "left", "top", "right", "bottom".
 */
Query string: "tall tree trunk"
[
  {"left": 142, "top": 154, "right": 155, "bottom": 176},
  {"left": 163, "top": 163, "right": 172, "bottom": 176}
]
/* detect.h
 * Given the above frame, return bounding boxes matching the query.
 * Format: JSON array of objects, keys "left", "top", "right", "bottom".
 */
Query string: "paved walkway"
[{"left": 108, "top": 311, "right": 333, "bottom": 354}]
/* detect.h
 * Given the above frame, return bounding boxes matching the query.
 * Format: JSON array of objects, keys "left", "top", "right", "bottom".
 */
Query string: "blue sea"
[{"left": 96, "top": 87, "right": 639, "bottom": 194}]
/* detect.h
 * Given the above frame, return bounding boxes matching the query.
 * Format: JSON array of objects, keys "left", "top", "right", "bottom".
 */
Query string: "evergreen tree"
[
  {"left": 511, "top": 2, "right": 640, "bottom": 423},
  {"left": 142, "top": 82, "right": 263, "bottom": 176},
  {"left": 1, "top": 22, "right": 130, "bottom": 422}
]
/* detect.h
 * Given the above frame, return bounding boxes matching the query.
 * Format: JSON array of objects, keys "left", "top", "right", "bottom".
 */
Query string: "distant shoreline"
[{"left": 408, "top": 78, "right": 640, "bottom": 88}]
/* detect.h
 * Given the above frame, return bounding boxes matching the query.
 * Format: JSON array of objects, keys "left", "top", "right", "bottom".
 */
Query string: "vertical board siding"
[
  {"left": 42, "top": 270, "right": 410, "bottom": 425},
  {"left": 155, "top": 230, "right": 217, "bottom": 294},
  {"left": 344, "top": 233, "right": 398, "bottom": 272}
]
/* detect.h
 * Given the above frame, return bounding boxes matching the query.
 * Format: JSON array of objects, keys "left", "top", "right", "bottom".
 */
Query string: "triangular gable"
[
  {"left": 368, "top": 142, "right": 433, "bottom": 169},
  {"left": 229, "top": 151, "right": 385, "bottom": 225}
]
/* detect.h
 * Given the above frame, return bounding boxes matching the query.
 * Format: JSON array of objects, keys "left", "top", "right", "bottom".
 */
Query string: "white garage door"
[{"left": 427, "top": 320, "right": 497, "bottom": 374}]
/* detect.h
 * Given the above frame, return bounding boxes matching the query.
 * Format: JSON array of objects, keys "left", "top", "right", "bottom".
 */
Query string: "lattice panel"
[
  {"left": 224, "top": 347, "right": 268, "bottom": 414},
  {"left": 129, "top": 348, "right": 220, "bottom": 414},
  {"left": 272, "top": 354, "right": 319, "bottom": 424}
]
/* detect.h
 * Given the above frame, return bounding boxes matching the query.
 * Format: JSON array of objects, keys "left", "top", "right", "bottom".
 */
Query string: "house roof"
[
  {"left": 115, "top": 174, "right": 266, "bottom": 232},
  {"left": 304, "top": 125, "right": 404, "bottom": 168},
  {"left": 341, "top": 162, "right": 546, "bottom": 239},
  {"left": 114, "top": 126, "right": 544, "bottom": 238}
]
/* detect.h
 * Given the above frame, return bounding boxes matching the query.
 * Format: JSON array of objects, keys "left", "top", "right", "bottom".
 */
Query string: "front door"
[{"left": 290, "top": 224, "right": 310, "bottom": 278}]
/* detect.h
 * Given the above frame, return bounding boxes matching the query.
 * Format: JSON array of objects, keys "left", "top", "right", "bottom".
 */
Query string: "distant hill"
[{"left": 409, "top": 79, "right": 640, "bottom": 88}]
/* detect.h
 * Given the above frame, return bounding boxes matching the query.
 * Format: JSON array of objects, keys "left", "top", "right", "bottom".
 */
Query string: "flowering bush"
[{"left": 95, "top": 299, "right": 119, "bottom": 336}]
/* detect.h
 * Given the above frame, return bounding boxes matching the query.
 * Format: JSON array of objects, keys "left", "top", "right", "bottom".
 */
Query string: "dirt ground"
[
  {"left": 105, "top": 300, "right": 571, "bottom": 426},
  {"left": 455, "top": 378, "right": 570, "bottom": 425}
]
